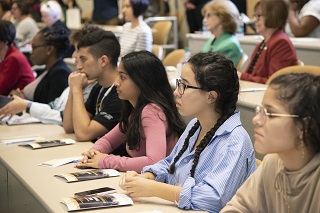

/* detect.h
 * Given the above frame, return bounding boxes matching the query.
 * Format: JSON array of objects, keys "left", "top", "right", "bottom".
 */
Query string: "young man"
[{"left": 63, "top": 30, "right": 122, "bottom": 143}]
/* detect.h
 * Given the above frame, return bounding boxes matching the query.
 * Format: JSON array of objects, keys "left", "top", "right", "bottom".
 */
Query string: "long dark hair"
[
  {"left": 168, "top": 52, "right": 239, "bottom": 177},
  {"left": 270, "top": 73, "right": 320, "bottom": 153},
  {"left": 119, "top": 51, "right": 185, "bottom": 150}
]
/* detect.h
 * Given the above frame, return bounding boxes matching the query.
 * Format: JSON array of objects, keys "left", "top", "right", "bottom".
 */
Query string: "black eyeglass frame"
[
  {"left": 31, "top": 44, "right": 49, "bottom": 50},
  {"left": 176, "top": 79, "right": 202, "bottom": 95}
]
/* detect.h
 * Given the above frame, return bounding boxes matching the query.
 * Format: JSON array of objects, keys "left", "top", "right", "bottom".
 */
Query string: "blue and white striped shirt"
[{"left": 142, "top": 112, "right": 257, "bottom": 213}]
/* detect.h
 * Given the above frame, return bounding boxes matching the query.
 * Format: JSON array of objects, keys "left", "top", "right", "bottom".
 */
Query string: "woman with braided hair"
[
  {"left": 119, "top": 52, "right": 256, "bottom": 212},
  {"left": 10, "top": 25, "right": 70, "bottom": 104}
]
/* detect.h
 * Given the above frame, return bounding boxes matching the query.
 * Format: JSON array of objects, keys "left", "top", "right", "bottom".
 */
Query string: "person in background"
[
  {"left": 120, "top": 0, "right": 152, "bottom": 57},
  {"left": 239, "top": 0, "right": 297, "bottom": 84},
  {"left": 0, "top": 20, "right": 35, "bottom": 96},
  {"left": 183, "top": 0, "right": 210, "bottom": 33},
  {"left": 201, "top": 0, "right": 243, "bottom": 68},
  {"left": 40, "top": 0, "right": 72, "bottom": 58},
  {"left": 63, "top": 30, "right": 123, "bottom": 145},
  {"left": 92, "top": 0, "right": 118, "bottom": 25},
  {"left": 119, "top": 52, "right": 256, "bottom": 212},
  {"left": 144, "top": 0, "right": 169, "bottom": 18},
  {"left": 10, "top": 25, "right": 70, "bottom": 104},
  {"left": 0, "top": 0, "right": 11, "bottom": 21},
  {"left": 286, "top": 0, "right": 320, "bottom": 37},
  {"left": 26, "top": 0, "right": 41, "bottom": 22},
  {"left": 76, "top": 51, "right": 185, "bottom": 172},
  {"left": 11, "top": 0, "right": 39, "bottom": 48},
  {"left": 0, "top": 24, "right": 101, "bottom": 124},
  {"left": 221, "top": 73, "right": 320, "bottom": 212}
]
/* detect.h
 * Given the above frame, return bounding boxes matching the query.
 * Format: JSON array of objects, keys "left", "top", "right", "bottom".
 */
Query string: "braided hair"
[
  {"left": 38, "top": 25, "right": 70, "bottom": 58},
  {"left": 168, "top": 52, "right": 239, "bottom": 177}
]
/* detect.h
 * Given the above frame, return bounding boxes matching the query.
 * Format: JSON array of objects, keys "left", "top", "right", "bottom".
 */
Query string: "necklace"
[
  {"left": 247, "top": 40, "right": 266, "bottom": 74},
  {"left": 95, "top": 84, "right": 114, "bottom": 114}
]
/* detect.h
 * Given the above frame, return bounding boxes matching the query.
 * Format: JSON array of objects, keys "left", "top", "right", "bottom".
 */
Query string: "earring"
[
  {"left": 300, "top": 140, "right": 305, "bottom": 159},
  {"left": 47, "top": 52, "right": 50, "bottom": 56}
]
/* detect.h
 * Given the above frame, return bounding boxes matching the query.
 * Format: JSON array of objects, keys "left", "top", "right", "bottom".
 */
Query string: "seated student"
[
  {"left": 0, "top": 25, "right": 102, "bottom": 124},
  {"left": 287, "top": 0, "right": 320, "bottom": 37},
  {"left": 0, "top": 20, "right": 35, "bottom": 96},
  {"left": 10, "top": 25, "right": 70, "bottom": 104},
  {"left": 221, "top": 73, "right": 320, "bottom": 212},
  {"left": 0, "top": 1, "right": 12, "bottom": 21},
  {"left": 11, "top": 0, "right": 39, "bottom": 48},
  {"left": 63, "top": 30, "right": 123, "bottom": 143},
  {"left": 120, "top": 0, "right": 152, "bottom": 56},
  {"left": 239, "top": 0, "right": 297, "bottom": 84},
  {"left": 119, "top": 52, "right": 256, "bottom": 212},
  {"left": 76, "top": 51, "right": 185, "bottom": 172},
  {"left": 201, "top": 0, "right": 243, "bottom": 67},
  {"left": 40, "top": 0, "right": 72, "bottom": 57}
]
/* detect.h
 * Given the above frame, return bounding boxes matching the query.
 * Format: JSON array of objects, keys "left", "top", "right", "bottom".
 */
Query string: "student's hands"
[
  {"left": 10, "top": 88, "right": 25, "bottom": 99},
  {"left": 121, "top": 174, "right": 156, "bottom": 197},
  {"left": 119, "top": 171, "right": 140, "bottom": 190},
  {"left": 76, "top": 149, "right": 107, "bottom": 168},
  {"left": 68, "top": 72, "right": 88, "bottom": 92},
  {"left": 0, "top": 95, "right": 28, "bottom": 118},
  {"left": 289, "top": 1, "right": 298, "bottom": 11}
]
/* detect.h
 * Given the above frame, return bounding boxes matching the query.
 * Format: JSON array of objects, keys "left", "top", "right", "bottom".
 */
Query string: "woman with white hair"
[{"left": 40, "top": 1, "right": 71, "bottom": 57}]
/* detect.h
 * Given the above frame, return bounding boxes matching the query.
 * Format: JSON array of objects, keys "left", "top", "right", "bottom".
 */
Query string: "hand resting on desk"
[{"left": 75, "top": 149, "right": 108, "bottom": 169}]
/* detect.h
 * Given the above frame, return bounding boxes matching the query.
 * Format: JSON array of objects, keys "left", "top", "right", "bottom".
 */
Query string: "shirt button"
[{"left": 183, "top": 159, "right": 188, "bottom": 163}]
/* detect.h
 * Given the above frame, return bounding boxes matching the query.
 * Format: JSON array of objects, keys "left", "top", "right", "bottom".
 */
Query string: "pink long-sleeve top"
[{"left": 91, "top": 103, "right": 179, "bottom": 172}]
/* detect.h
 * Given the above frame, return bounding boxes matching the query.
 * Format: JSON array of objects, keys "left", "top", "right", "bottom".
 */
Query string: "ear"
[
  {"left": 207, "top": 90, "right": 218, "bottom": 104},
  {"left": 100, "top": 55, "right": 110, "bottom": 67},
  {"left": 47, "top": 45, "right": 55, "bottom": 55}
]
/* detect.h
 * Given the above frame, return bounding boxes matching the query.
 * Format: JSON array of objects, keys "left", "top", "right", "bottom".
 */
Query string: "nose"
[
  {"left": 76, "top": 62, "right": 82, "bottom": 71},
  {"left": 252, "top": 113, "right": 263, "bottom": 127},
  {"left": 173, "top": 87, "right": 180, "bottom": 97},
  {"left": 114, "top": 76, "right": 120, "bottom": 87}
]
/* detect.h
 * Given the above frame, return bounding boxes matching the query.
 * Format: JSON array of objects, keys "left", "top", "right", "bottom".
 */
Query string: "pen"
[{"left": 3, "top": 139, "right": 36, "bottom": 145}]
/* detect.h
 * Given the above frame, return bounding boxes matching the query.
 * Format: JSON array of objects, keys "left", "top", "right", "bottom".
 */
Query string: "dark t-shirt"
[{"left": 85, "top": 84, "right": 122, "bottom": 133}]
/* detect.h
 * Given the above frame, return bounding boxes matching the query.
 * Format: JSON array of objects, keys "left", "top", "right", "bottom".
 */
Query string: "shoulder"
[
  {"left": 141, "top": 103, "right": 165, "bottom": 117},
  {"left": 51, "top": 60, "right": 71, "bottom": 73}
]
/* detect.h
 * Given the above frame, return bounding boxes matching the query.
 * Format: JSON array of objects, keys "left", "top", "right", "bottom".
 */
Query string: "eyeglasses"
[
  {"left": 176, "top": 79, "right": 201, "bottom": 95},
  {"left": 253, "top": 13, "right": 265, "bottom": 20},
  {"left": 255, "top": 105, "right": 299, "bottom": 124},
  {"left": 204, "top": 12, "right": 217, "bottom": 19},
  {"left": 31, "top": 44, "right": 48, "bottom": 50}
]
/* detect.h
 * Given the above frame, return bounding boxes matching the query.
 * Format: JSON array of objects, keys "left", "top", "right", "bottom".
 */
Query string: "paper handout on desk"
[
  {"left": 54, "top": 169, "right": 120, "bottom": 183},
  {"left": 240, "top": 87, "right": 267, "bottom": 92},
  {"left": 60, "top": 193, "right": 133, "bottom": 211},
  {"left": 0, "top": 135, "right": 46, "bottom": 145},
  {"left": 39, "top": 156, "right": 83, "bottom": 167},
  {"left": 19, "top": 138, "right": 76, "bottom": 149}
]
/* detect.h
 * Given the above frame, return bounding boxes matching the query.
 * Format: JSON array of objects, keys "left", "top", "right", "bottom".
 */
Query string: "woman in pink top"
[{"left": 76, "top": 51, "right": 186, "bottom": 172}]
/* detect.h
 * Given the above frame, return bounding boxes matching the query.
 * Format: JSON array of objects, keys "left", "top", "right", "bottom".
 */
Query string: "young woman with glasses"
[
  {"left": 239, "top": 0, "right": 298, "bottom": 84},
  {"left": 10, "top": 25, "right": 70, "bottom": 104},
  {"left": 119, "top": 52, "right": 256, "bottom": 212},
  {"left": 221, "top": 72, "right": 320, "bottom": 212}
]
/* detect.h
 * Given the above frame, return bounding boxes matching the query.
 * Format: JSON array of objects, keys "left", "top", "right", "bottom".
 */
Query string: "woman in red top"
[
  {"left": 0, "top": 20, "right": 35, "bottom": 96},
  {"left": 239, "top": 0, "right": 297, "bottom": 84}
]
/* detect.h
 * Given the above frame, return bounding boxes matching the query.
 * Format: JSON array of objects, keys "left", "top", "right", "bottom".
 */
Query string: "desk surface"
[{"left": 0, "top": 124, "right": 204, "bottom": 213}]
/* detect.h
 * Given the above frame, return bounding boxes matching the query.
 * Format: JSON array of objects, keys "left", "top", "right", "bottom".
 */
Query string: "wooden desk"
[
  {"left": 0, "top": 124, "right": 204, "bottom": 213},
  {"left": 186, "top": 34, "right": 320, "bottom": 67}
]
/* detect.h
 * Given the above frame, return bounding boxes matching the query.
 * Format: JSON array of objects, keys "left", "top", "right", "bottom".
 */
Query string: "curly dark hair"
[
  {"left": 269, "top": 73, "right": 320, "bottom": 153},
  {"left": 38, "top": 25, "right": 70, "bottom": 58},
  {"left": 168, "top": 52, "right": 239, "bottom": 177},
  {"left": 119, "top": 50, "right": 186, "bottom": 150}
]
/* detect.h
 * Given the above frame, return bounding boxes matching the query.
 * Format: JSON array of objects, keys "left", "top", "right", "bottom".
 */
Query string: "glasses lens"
[
  {"left": 255, "top": 105, "right": 266, "bottom": 124},
  {"left": 176, "top": 79, "right": 184, "bottom": 95}
]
